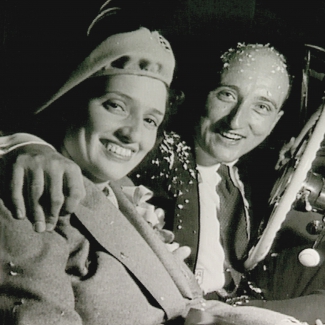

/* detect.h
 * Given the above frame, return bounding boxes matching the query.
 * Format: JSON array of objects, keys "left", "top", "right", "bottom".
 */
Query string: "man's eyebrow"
[
  {"left": 217, "top": 84, "right": 240, "bottom": 92},
  {"left": 257, "top": 96, "right": 278, "bottom": 110},
  {"left": 216, "top": 84, "right": 280, "bottom": 110}
]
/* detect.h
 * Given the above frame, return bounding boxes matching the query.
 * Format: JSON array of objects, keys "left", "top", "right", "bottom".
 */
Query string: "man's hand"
[{"left": 5, "top": 144, "right": 86, "bottom": 232}]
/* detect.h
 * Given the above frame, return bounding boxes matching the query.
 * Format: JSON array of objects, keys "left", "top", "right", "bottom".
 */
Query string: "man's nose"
[
  {"left": 115, "top": 116, "right": 142, "bottom": 143},
  {"left": 227, "top": 102, "right": 249, "bottom": 129}
]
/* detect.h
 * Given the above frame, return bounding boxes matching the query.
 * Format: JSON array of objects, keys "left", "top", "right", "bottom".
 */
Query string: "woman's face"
[{"left": 63, "top": 74, "right": 167, "bottom": 183}]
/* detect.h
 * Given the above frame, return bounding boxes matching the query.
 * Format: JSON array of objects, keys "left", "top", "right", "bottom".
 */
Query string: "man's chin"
[{"left": 211, "top": 150, "right": 240, "bottom": 165}]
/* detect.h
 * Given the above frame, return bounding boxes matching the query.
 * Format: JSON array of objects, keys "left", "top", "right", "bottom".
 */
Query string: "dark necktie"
[{"left": 216, "top": 164, "right": 248, "bottom": 263}]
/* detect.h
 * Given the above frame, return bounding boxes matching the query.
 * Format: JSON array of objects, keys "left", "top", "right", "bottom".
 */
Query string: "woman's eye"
[
  {"left": 144, "top": 117, "right": 158, "bottom": 128},
  {"left": 103, "top": 100, "right": 125, "bottom": 113}
]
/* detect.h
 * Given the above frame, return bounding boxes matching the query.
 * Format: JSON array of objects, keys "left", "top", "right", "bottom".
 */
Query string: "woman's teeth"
[{"left": 105, "top": 143, "right": 132, "bottom": 157}]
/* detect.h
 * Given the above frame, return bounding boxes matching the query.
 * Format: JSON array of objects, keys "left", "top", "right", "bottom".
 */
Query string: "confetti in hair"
[{"left": 220, "top": 43, "right": 288, "bottom": 74}]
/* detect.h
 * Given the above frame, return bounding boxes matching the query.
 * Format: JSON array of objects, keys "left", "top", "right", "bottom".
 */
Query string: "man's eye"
[
  {"left": 255, "top": 103, "right": 272, "bottom": 113},
  {"left": 217, "top": 90, "right": 236, "bottom": 101},
  {"left": 103, "top": 100, "right": 125, "bottom": 113}
]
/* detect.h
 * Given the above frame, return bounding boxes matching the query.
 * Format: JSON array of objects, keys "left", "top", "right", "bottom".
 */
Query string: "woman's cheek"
[{"left": 144, "top": 130, "right": 158, "bottom": 152}]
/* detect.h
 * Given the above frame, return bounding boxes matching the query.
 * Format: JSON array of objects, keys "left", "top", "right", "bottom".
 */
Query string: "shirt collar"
[{"left": 196, "top": 159, "right": 238, "bottom": 172}]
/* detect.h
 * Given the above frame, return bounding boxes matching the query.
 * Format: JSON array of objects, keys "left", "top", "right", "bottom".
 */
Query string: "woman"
[{"left": 0, "top": 2, "right": 185, "bottom": 323}]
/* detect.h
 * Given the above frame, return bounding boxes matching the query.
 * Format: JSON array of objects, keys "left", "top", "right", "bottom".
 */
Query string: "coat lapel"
[
  {"left": 74, "top": 177, "right": 188, "bottom": 319},
  {"left": 110, "top": 182, "right": 199, "bottom": 300}
]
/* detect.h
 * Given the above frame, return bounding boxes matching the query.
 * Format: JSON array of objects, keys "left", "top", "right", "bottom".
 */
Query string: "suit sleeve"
[
  {"left": 0, "top": 133, "right": 55, "bottom": 156},
  {"left": 0, "top": 199, "right": 82, "bottom": 325},
  {"left": 245, "top": 244, "right": 325, "bottom": 324},
  {"left": 246, "top": 292, "right": 325, "bottom": 324},
  {"left": 198, "top": 300, "right": 307, "bottom": 325}
]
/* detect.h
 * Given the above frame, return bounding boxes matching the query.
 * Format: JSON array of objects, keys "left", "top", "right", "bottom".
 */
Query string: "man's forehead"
[
  {"left": 221, "top": 44, "right": 288, "bottom": 77},
  {"left": 220, "top": 45, "right": 289, "bottom": 97}
]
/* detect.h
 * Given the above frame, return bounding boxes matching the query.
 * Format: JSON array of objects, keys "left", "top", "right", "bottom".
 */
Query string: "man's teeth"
[
  {"left": 105, "top": 143, "right": 132, "bottom": 157},
  {"left": 221, "top": 132, "right": 243, "bottom": 140}
]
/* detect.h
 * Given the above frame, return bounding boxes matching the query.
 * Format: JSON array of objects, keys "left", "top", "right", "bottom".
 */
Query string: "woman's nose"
[{"left": 115, "top": 117, "right": 142, "bottom": 143}]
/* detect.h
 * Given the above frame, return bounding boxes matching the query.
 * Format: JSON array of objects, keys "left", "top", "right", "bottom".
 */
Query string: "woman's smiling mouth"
[{"left": 100, "top": 139, "right": 133, "bottom": 158}]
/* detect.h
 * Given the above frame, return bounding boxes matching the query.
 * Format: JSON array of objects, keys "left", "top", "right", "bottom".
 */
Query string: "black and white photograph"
[{"left": 1, "top": 1, "right": 325, "bottom": 324}]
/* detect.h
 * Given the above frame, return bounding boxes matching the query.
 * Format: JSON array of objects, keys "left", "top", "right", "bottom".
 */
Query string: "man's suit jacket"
[
  {"left": 130, "top": 132, "right": 260, "bottom": 272},
  {"left": 0, "top": 174, "right": 299, "bottom": 325},
  {"left": 130, "top": 131, "right": 325, "bottom": 324}
]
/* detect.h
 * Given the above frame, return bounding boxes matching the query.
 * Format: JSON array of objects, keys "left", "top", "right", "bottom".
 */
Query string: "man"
[
  {"left": 2, "top": 43, "right": 324, "bottom": 323},
  {"left": 130, "top": 43, "right": 289, "bottom": 292},
  {"left": 130, "top": 45, "right": 325, "bottom": 324}
]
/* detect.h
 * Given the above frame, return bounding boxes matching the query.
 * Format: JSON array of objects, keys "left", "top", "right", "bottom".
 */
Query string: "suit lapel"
[
  {"left": 74, "top": 178, "right": 188, "bottom": 319},
  {"left": 172, "top": 178, "right": 200, "bottom": 272},
  {"left": 166, "top": 138, "right": 201, "bottom": 272}
]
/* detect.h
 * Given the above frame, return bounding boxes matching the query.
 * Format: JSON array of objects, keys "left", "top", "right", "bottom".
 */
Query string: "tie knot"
[{"left": 217, "top": 164, "right": 229, "bottom": 179}]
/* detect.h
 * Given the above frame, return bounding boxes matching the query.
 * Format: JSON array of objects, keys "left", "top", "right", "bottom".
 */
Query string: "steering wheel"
[
  {"left": 244, "top": 104, "right": 325, "bottom": 270},
  {"left": 244, "top": 44, "right": 325, "bottom": 270}
]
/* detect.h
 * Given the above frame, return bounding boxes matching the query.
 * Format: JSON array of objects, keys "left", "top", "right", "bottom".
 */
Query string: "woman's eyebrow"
[
  {"left": 149, "top": 108, "right": 164, "bottom": 117},
  {"left": 102, "top": 91, "right": 132, "bottom": 100}
]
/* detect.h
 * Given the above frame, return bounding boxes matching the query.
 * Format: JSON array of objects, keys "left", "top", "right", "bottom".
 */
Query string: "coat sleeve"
[
  {"left": 0, "top": 199, "right": 82, "bottom": 325},
  {"left": 245, "top": 244, "right": 325, "bottom": 324}
]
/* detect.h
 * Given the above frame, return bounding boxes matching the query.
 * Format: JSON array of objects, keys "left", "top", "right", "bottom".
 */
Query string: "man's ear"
[{"left": 272, "top": 110, "right": 284, "bottom": 129}]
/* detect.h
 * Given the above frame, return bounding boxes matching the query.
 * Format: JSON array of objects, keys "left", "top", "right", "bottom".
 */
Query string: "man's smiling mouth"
[
  {"left": 220, "top": 131, "right": 245, "bottom": 141},
  {"left": 100, "top": 140, "right": 133, "bottom": 158}
]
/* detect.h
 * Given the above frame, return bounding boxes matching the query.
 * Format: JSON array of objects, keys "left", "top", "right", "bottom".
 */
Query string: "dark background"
[{"left": 1, "top": 0, "right": 325, "bottom": 137}]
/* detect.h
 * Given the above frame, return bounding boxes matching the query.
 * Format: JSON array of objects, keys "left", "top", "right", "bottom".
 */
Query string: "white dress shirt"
[
  {"left": 195, "top": 164, "right": 226, "bottom": 294},
  {"left": 195, "top": 162, "right": 251, "bottom": 294}
]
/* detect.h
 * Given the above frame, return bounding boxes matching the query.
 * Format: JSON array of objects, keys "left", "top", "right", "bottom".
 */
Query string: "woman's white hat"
[{"left": 35, "top": 1, "right": 175, "bottom": 114}]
